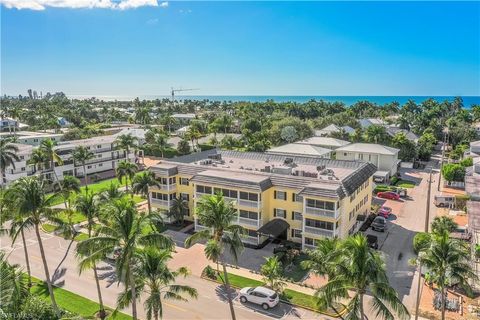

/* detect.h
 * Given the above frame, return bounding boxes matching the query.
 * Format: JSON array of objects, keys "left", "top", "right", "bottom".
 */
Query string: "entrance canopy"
[{"left": 257, "top": 219, "right": 290, "bottom": 238}]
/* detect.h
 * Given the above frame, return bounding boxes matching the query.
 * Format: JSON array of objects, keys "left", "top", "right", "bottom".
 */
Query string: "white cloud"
[{"left": 0, "top": 0, "right": 168, "bottom": 10}]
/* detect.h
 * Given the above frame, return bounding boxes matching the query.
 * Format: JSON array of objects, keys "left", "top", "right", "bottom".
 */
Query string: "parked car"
[
  {"left": 378, "top": 206, "right": 392, "bottom": 218},
  {"left": 371, "top": 216, "right": 386, "bottom": 232},
  {"left": 377, "top": 191, "right": 400, "bottom": 200},
  {"left": 239, "top": 286, "right": 279, "bottom": 310},
  {"left": 366, "top": 234, "right": 379, "bottom": 249}
]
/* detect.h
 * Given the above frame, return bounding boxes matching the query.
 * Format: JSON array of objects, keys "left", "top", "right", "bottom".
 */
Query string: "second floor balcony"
[
  {"left": 304, "top": 206, "right": 339, "bottom": 219},
  {"left": 303, "top": 226, "right": 335, "bottom": 238}
]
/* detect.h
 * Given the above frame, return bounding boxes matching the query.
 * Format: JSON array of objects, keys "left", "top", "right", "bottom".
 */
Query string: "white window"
[
  {"left": 87, "top": 165, "right": 92, "bottom": 169},
  {"left": 291, "top": 229, "right": 302, "bottom": 238},
  {"left": 99, "top": 163, "right": 103, "bottom": 167},
  {"left": 292, "top": 211, "right": 303, "bottom": 221},
  {"left": 180, "top": 193, "right": 189, "bottom": 201},
  {"left": 274, "top": 208, "right": 286, "bottom": 218},
  {"left": 180, "top": 178, "right": 189, "bottom": 186},
  {"left": 274, "top": 190, "right": 287, "bottom": 200}
]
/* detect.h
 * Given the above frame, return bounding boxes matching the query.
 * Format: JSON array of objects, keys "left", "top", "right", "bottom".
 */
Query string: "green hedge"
[{"left": 198, "top": 143, "right": 216, "bottom": 151}]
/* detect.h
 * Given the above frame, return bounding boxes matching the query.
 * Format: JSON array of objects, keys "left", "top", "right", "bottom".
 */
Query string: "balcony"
[
  {"left": 304, "top": 207, "right": 339, "bottom": 219},
  {"left": 237, "top": 217, "right": 261, "bottom": 228},
  {"left": 303, "top": 226, "right": 334, "bottom": 238},
  {"left": 238, "top": 199, "right": 261, "bottom": 209},
  {"left": 151, "top": 198, "right": 172, "bottom": 208},
  {"left": 242, "top": 236, "right": 259, "bottom": 245},
  {"left": 158, "top": 184, "right": 176, "bottom": 192},
  {"left": 194, "top": 219, "right": 210, "bottom": 232}
]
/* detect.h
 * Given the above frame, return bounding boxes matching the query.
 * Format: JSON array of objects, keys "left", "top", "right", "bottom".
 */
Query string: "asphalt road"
[{"left": 0, "top": 228, "right": 330, "bottom": 320}]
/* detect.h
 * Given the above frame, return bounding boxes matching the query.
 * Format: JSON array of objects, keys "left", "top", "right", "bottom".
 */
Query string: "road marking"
[{"left": 164, "top": 301, "right": 188, "bottom": 312}]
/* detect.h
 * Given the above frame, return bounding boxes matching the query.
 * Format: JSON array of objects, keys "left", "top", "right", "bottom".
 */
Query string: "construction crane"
[{"left": 170, "top": 87, "right": 199, "bottom": 101}]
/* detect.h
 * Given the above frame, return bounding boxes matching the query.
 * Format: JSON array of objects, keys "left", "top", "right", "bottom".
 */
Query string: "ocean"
[{"left": 71, "top": 95, "right": 480, "bottom": 108}]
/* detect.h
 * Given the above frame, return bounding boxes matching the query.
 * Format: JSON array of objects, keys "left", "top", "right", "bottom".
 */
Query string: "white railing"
[
  {"left": 195, "top": 192, "right": 211, "bottom": 200},
  {"left": 238, "top": 217, "right": 260, "bottom": 227},
  {"left": 304, "top": 226, "right": 334, "bottom": 238},
  {"left": 238, "top": 199, "right": 260, "bottom": 209},
  {"left": 195, "top": 220, "right": 210, "bottom": 232},
  {"left": 303, "top": 244, "right": 316, "bottom": 251},
  {"left": 151, "top": 199, "right": 171, "bottom": 207},
  {"left": 158, "top": 184, "right": 176, "bottom": 192},
  {"left": 304, "top": 207, "right": 339, "bottom": 219}
]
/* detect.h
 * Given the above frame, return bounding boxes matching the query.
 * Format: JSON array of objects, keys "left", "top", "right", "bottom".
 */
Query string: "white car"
[{"left": 239, "top": 286, "right": 279, "bottom": 310}]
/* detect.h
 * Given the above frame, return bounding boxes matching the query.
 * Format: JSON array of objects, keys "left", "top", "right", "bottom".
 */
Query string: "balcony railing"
[
  {"left": 195, "top": 192, "right": 211, "bottom": 200},
  {"left": 238, "top": 199, "right": 260, "bottom": 209},
  {"left": 158, "top": 184, "right": 176, "bottom": 192},
  {"left": 303, "top": 244, "right": 316, "bottom": 251},
  {"left": 237, "top": 217, "right": 261, "bottom": 227},
  {"left": 303, "top": 226, "right": 334, "bottom": 238},
  {"left": 242, "top": 236, "right": 259, "bottom": 245},
  {"left": 304, "top": 207, "right": 339, "bottom": 219},
  {"left": 151, "top": 199, "right": 171, "bottom": 207}
]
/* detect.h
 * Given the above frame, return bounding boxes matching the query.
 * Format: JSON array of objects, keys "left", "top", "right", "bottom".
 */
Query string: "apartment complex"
[
  {"left": 0, "top": 131, "right": 64, "bottom": 146},
  {"left": 3, "top": 135, "right": 138, "bottom": 185},
  {"left": 149, "top": 149, "right": 376, "bottom": 250}
]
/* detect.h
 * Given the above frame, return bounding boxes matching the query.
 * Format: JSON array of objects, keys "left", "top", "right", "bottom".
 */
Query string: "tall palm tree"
[
  {"left": 116, "top": 160, "right": 138, "bottom": 195},
  {"left": 185, "top": 193, "right": 244, "bottom": 320},
  {"left": 160, "top": 114, "right": 177, "bottom": 133},
  {"left": 76, "top": 198, "right": 174, "bottom": 320},
  {"left": 414, "top": 232, "right": 476, "bottom": 320},
  {"left": 117, "top": 247, "right": 198, "bottom": 320},
  {"left": 74, "top": 192, "right": 107, "bottom": 320},
  {"left": 185, "top": 126, "right": 201, "bottom": 151},
  {"left": 115, "top": 134, "right": 138, "bottom": 163},
  {"left": 72, "top": 146, "right": 95, "bottom": 193},
  {"left": 132, "top": 171, "right": 160, "bottom": 214},
  {"left": 39, "top": 138, "right": 63, "bottom": 191},
  {"left": 313, "top": 235, "right": 409, "bottom": 320},
  {"left": 2, "top": 190, "right": 33, "bottom": 287},
  {"left": 28, "top": 148, "right": 47, "bottom": 175},
  {"left": 98, "top": 181, "right": 125, "bottom": 203},
  {"left": 260, "top": 256, "right": 285, "bottom": 292},
  {"left": 431, "top": 216, "right": 458, "bottom": 235},
  {"left": 364, "top": 125, "right": 389, "bottom": 144},
  {"left": 0, "top": 138, "right": 19, "bottom": 188},
  {"left": 150, "top": 133, "right": 172, "bottom": 158},
  {"left": 8, "top": 177, "right": 60, "bottom": 315}
]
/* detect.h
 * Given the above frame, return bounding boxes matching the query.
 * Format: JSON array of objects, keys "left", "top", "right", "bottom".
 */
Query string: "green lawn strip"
[
  {"left": 394, "top": 180, "right": 416, "bottom": 188},
  {"left": 30, "top": 277, "right": 132, "bottom": 320},
  {"left": 41, "top": 223, "right": 89, "bottom": 242},
  {"left": 57, "top": 211, "right": 87, "bottom": 224},
  {"left": 211, "top": 272, "right": 345, "bottom": 316}
]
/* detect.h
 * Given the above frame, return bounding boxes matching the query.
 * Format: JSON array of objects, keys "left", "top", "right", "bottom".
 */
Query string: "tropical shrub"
[{"left": 19, "top": 296, "right": 58, "bottom": 320}]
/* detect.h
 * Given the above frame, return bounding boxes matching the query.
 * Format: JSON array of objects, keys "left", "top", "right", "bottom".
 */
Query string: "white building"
[
  {"left": 0, "top": 118, "right": 29, "bottom": 132},
  {"left": 0, "top": 131, "right": 64, "bottom": 146},
  {"left": 267, "top": 143, "right": 332, "bottom": 159},
  {"left": 295, "top": 137, "right": 350, "bottom": 150},
  {"left": 336, "top": 143, "right": 400, "bottom": 182},
  {"left": 2, "top": 135, "right": 139, "bottom": 185}
]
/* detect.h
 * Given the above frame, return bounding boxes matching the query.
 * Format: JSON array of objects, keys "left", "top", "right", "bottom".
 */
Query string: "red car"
[
  {"left": 377, "top": 191, "right": 400, "bottom": 200},
  {"left": 378, "top": 206, "right": 392, "bottom": 218}
]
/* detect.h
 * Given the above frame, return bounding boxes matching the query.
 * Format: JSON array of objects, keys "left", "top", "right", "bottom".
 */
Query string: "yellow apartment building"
[{"left": 149, "top": 150, "right": 376, "bottom": 250}]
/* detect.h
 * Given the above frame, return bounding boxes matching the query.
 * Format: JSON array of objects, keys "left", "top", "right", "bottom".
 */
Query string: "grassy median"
[{"left": 31, "top": 278, "right": 132, "bottom": 319}]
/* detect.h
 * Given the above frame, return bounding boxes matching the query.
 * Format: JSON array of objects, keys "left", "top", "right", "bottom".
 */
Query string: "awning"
[{"left": 256, "top": 219, "right": 290, "bottom": 238}]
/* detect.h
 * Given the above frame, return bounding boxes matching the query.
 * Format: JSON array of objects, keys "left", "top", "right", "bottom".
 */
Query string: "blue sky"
[{"left": 1, "top": 1, "right": 479, "bottom": 97}]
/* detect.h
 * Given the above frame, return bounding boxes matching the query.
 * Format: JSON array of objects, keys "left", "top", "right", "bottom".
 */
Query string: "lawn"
[
  {"left": 211, "top": 272, "right": 345, "bottom": 316},
  {"left": 394, "top": 179, "right": 416, "bottom": 188},
  {"left": 31, "top": 278, "right": 132, "bottom": 320},
  {"left": 41, "top": 223, "right": 89, "bottom": 242}
]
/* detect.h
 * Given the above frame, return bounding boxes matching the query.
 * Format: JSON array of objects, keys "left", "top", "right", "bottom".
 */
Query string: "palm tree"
[
  {"left": 72, "top": 146, "right": 95, "bottom": 193},
  {"left": 260, "top": 256, "right": 285, "bottom": 292},
  {"left": 116, "top": 160, "right": 138, "bottom": 194},
  {"left": 0, "top": 138, "right": 19, "bottom": 188},
  {"left": 185, "top": 126, "right": 201, "bottom": 151},
  {"left": 98, "top": 181, "right": 125, "bottom": 203},
  {"left": 76, "top": 198, "right": 174, "bottom": 320},
  {"left": 2, "top": 190, "right": 33, "bottom": 287},
  {"left": 364, "top": 125, "right": 389, "bottom": 144},
  {"left": 431, "top": 216, "right": 458, "bottom": 235},
  {"left": 313, "top": 235, "right": 409, "bottom": 320},
  {"left": 75, "top": 192, "right": 107, "bottom": 320},
  {"left": 185, "top": 193, "right": 244, "bottom": 320},
  {"left": 115, "top": 134, "right": 138, "bottom": 163},
  {"left": 39, "top": 138, "right": 63, "bottom": 191},
  {"left": 117, "top": 247, "right": 198, "bottom": 320},
  {"left": 28, "top": 148, "right": 47, "bottom": 175},
  {"left": 132, "top": 171, "right": 160, "bottom": 214},
  {"left": 168, "top": 196, "right": 189, "bottom": 226},
  {"left": 58, "top": 175, "right": 81, "bottom": 210},
  {"left": 160, "top": 114, "right": 177, "bottom": 133},
  {"left": 0, "top": 251, "right": 29, "bottom": 314},
  {"left": 8, "top": 177, "right": 60, "bottom": 315},
  {"left": 414, "top": 232, "right": 476, "bottom": 320}
]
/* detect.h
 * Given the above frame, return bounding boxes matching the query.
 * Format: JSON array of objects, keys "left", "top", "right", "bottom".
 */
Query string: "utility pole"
[
  {"left": 415, "top": 167, "right": 433, "bottom": 319},
  {"left": 437, "top": 129, "right": 448, "bottom": 191}
]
